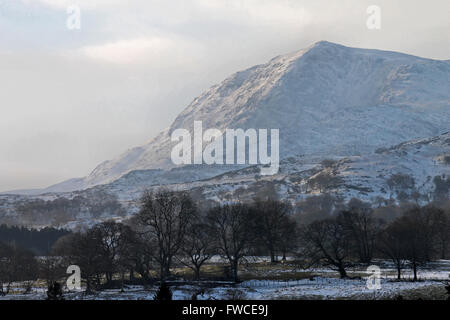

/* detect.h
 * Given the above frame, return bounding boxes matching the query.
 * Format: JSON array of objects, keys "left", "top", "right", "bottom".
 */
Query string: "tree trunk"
[
  {"left": 194, "top": 267, "right": 201, "bottom": 281},
  {"left": 232, "top": 260, "right": 239, "bottom": 283},
  {"left": 360, "top": 253, "right": 372, "bottom": 264},
  {"left": 281, "top": 251, "right": 287, "bottom": 264},
  {"left": 396, "top": 265, "right": 402, "bottom": 280},
  {"left": 144, "top": 270, "right": 151, "bottom": 284},
  {"left": 141, "top": 270, "right": 151, "bottom": 289},
  {"left": 162, "top": 256, "right": 172, "bottom": 280},
  {"left": 441, "top": 242, "right": 447, "bottom": 260},
  {"left": 86, "top": 277, "right": 93, "bottom": 294},
  {"left": 164, "top": 264, "right": 171, "bottom": 279},
  {"left": 106, "top": 272, "right": 113, "bottom": 284},
  {"left": 160, "top": 264, "right": 165, "bottom": 281},
  {"left": 412, "top": 261, "right": 418, "bottom": 281},
  {"left": 120, "top": 272, "right": 125, "bottom": 292},
  {"left": 338, "top": 265, "right": 347, "bottom": 279},
  {"left": 270, "top": 250, "right": 276, "bottom": 263},
  {"left": 129, "top": 269, "right": 135, "bottom": 282}
]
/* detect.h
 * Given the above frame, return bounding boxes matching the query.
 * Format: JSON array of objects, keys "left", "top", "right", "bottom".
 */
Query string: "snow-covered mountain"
[
  {"left": 78, "top": 41, "right": 450, "bottom": 189},
  {"left": 98, "top": 131, "right": 450, "bottom": 204},
  {"left": 2, "top": 131, "right": 448, "bottom": 229},
  {"left": 1, "top": 41, "right": 449, "bottom": 229},
  {"left": 6, "top": 41, "right": 450, "bottom": 196}
]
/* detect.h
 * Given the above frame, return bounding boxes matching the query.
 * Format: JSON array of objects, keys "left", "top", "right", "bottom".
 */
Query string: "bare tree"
[
  {"left": 295, "top": 194, "right": 341, "bottom": 225},
  {"left": 302, "top": 218, "right": 351, "bottom": 278},
  {"left": 433, "top": 175, "right": 450, "bottom": 202},
  {"left": 53, "top": 232, "right": 104, "bottom": 293},
  {"left": 136, "top": 189, "right": 196, "bottom": 280},
  {"left": 180, "top": 221, "right": 214, "bottom": 280},
  {"left": 0, "top": 242, "right": 14, "bottom": 295},
  {"left": 0, "top": 242, "right": 38, "bottom": 295},
  {"left": 321, "top": 159, "right": 338, "bottom": 168},
  {"left": 89, "top": 221, "right": 134, "bottom": 286},
  {"left": 385, "top": 207, "right": 429, "bottom": 281},
  {"left": 377, "top": 223, "right": 408, "bottom": 280},
  {"left": 119, "top": 220, "right": 156, "bottom": 284},
  {"left": 429, "top": 207, "right": 450, "bottom": 259},
  {"left": 376, "top": 205, "right": 448, "bottom": 280},
  {"left": 337, "top": 209, "right": 383, "bottom": 264},
  {"left": 278, "top": 217, "right": 298, "bottom": 262},
  {"left": 253, "top": 199, "right": 294, "bottom": 262},
  {"left": 387, "top": 173, "right": 415, "bottom": 198},
  {"left": 307, "top": 172, "right": 343, "bottom": 193},
  {"left": 206, "top": 203, "right": 256, "bottom": 282},
  {"left": 39, "top": 255, "right": 65, "bottom": 288}
]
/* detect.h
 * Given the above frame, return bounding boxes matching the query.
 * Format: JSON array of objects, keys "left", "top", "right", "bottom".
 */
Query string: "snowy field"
[
  {"left": 1, "top": 278, "right": 447, "bottom": 301},
  {"left": 1, "top": 260, "right": 449, "bottom": 300}
]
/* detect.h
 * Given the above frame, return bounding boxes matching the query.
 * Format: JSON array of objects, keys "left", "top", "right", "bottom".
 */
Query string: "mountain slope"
[
  {"left": 101, "top": 131, "right": 450, "bottom": 207},
  {"left": 80, "top": 41, "right": 449, "bottom": 190},
  {"left": 4, "top": 41, "right": 449, "bottom": 196},
  {"left": 2, "top": 132, "right": 448, "bottom": 229}
]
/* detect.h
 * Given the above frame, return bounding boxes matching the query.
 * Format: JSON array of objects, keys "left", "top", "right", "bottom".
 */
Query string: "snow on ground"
[
  {"left": 1, "top": 261, "right": 448, "bottom": 300},
  {"left": 1, "top": 278, "right": 446, "bottom": 301},
  {"left": 237, "top": 278, "right": 445, "bottom": 300}
]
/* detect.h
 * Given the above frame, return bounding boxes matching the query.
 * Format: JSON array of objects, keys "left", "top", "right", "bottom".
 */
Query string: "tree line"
[
  {"left": 0, "top": 189, "right": 449, "bottom": 294},
  {"left": 0, "top": 224, "right": 70, "bottom": 255}
]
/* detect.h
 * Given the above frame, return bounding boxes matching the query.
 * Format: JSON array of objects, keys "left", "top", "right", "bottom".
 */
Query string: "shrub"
[{"left": 154, "top": 282, "right": 173, "bottom": 301}]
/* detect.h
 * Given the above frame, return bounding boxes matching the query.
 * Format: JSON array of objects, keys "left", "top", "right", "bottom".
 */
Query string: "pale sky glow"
[{"left": 0, "top": 0, "right": 449, "bottom": 191}]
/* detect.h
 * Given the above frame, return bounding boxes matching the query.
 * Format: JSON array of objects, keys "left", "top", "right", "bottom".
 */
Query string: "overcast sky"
[{"left": 0, "top": 0, "right": 449, "bottom": 192}]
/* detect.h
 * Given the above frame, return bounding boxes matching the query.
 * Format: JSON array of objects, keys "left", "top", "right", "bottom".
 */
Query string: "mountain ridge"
[
  {"left": 5, "top": 41, "right": 450, "bottom": 195},
  {"left": 82, "top": 41, "right": 450, "bottom": 189}
]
